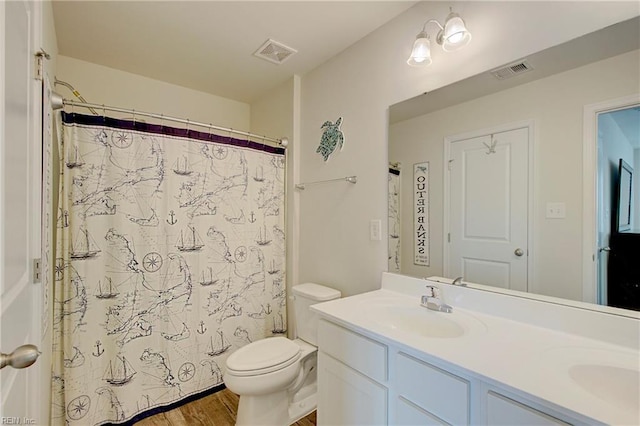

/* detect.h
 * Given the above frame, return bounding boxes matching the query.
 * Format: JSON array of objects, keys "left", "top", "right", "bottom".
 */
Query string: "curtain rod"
[
  {"left": 295, "top": 176, "right": 357, "bottom": 190},
  {"left": 54, "top": 97, "right": 289, "bottom": 148}
]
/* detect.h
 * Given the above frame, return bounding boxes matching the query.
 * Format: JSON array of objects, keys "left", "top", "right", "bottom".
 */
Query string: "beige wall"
[
  {"left": 389, "top": 50, "right": 640, "bottom": 301},
  {"left": 250, "top": 76, "right": 300, "bottom": 337},
  {"left": 56, "top": 56, "right": 250, "bottom": 130},
  {"left": 297, "top": 2, "right": 639, "bottom": 298}
]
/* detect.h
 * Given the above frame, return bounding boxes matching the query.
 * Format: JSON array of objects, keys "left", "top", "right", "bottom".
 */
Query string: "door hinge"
[
  {"left": 448, "top": 159, "right": 454, "bottom": 171},
  {"left": 448, "top": 233, "right": 451, "bottom": 243},
  {"left": 34, "top": 49, "right": 50, "bottom": 81},
  {"left": 32, "top": 258, "right": 42, "bottom": 284}
]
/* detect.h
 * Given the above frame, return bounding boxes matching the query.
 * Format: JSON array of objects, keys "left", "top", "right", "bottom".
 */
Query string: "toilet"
[{"left": 223, "top": 283, "right": 341, "bottom": 425}]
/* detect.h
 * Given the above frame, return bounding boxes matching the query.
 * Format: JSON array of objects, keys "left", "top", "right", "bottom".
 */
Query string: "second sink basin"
[{"left": 360, "top": 299, "right": 486, "bottom": 338}]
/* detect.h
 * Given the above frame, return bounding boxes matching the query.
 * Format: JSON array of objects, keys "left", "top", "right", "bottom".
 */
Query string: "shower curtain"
[
  {"left": 52, "top": 112, "right": 286, "bottom": 425},
  {"left": 388, "top": 166, "right": 401, "bottom": 273}
]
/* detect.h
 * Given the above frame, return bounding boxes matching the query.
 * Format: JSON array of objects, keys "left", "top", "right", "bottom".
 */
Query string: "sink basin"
[
  {"left": 569, "top": 364, "right": 639, "bottom": 412},
  {"left": 360, "top": 300, "right": 486, "bottom": 338},
  {"left": 540, "top": 346, "right": 640, "bottom": 415}
]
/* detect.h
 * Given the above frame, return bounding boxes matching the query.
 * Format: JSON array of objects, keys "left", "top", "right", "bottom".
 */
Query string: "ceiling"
[{"left": 52, "top": 1, "right": 416, "bottom": 103}]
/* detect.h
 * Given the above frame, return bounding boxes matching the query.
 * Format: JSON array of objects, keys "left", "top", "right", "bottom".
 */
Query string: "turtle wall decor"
[{"left": 316, "top": 117, "right": 345, "bottom": 162}]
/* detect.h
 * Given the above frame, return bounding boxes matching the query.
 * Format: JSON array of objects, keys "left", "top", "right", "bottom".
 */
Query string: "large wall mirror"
[{"left": 388, "top": 17, "right": 639, "bottom": 313}]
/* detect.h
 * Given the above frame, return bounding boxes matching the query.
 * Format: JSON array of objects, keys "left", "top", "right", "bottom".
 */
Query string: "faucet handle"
[
  {"left": 452, "top": 276, "right": 466, "bottom": 286},
  {"left": 425, "top": 285, "right": 439, "bottom": 297}
]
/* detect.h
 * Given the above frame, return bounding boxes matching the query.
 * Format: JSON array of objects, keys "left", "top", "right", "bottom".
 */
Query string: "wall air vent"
[
  {"left": 490, "top": 60, "right": 533, "bottom": 80},
  {"left": 253, "top": 39, "right": 297, "bottom": 65}
]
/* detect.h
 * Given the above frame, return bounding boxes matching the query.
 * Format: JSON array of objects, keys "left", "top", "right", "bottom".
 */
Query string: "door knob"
[
  {"left": 514, "top": 248, "right": 524, "bottom": 257},
  {"left": 0, "top": 344, "right": 40, "bottom": 370}
]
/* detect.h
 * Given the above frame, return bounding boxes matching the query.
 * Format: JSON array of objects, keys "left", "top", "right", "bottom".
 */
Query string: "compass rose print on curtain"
[
  {"left": 316, "top": 117, "right": 345, "bottom": 161},
  {"left": 52, "top": 112, "right": 286, "bottom": 425}
]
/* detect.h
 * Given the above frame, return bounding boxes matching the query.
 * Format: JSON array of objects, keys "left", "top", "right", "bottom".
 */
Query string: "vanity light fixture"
[{"left": 407, "top": 8, "right": 472, "bottom": 67}]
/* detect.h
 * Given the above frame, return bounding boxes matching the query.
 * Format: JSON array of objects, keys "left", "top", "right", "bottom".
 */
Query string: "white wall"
[
  {"left": 298, "top": 1, "right": 640, "bottom": 297},
  {"left": 390, "top": 50, "right": 639, "bottom": 301},
  {"left": 56, "top": 56, "right": 250, "bottom": 129},
  {"left": 40, "top": 2, "right": 58, "bottom": 423},
  {"left": 250, "top": 76, "right": 300, "bottom": 337}
]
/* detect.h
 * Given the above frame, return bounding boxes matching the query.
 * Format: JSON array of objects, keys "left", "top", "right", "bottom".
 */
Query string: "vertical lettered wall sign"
[{"left": 414, "top": 162, "right": 430, "bottom": 266}]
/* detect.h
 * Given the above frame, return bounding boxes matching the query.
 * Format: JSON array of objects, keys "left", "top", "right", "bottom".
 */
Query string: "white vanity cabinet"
[
  {"left": 317, "top": 320, "right": 388, "bottom": 425},
  {"left": 395, "top": 352, "right": 470, "bottom": 425},
  {"left": 317, "top": 318, "right": 582, "bottom": 426}
]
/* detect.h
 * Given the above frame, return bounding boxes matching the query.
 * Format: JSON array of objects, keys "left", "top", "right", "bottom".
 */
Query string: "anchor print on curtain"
[{"left": 52, "top": 112, "right": 286, "bottom": 425}]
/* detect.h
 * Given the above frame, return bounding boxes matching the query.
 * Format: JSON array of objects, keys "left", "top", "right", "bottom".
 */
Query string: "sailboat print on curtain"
[
  {"left": 70, "top": 228, "right": 100, "bottom": 259},
  {"left": 176, "top": 225, "right": 204, "bottom": 251},
  {"left": 255, "top": 224, "right": 271, "bottom": 246},
  {"left": 95, "top": 277, "right": 118, "bottom": 299},
  {"left": 173, "top": 155, "right": 193, "bottom": 176},
  {"left": 66, "top": 145, "right": 85, "bottom": 169},
  {"left": 104, "top": 355, "right": 136, "bottom": 386},
  {"left": 207, "top": 330, "right": 231, "bottom": 356},
  {"left": 200, "top": 267, "right": 218, "bottom": 286},
  {"left": 53, "top": 112, "right": 286, "bottom": 426}
]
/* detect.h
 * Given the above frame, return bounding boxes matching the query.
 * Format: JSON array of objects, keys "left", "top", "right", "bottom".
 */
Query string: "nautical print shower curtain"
[
  {"left": 52, "top": 112, "right": 286, "bottom": 425},
  {"left": 388, "top": 166, "right": 401, "bottom": 273}
]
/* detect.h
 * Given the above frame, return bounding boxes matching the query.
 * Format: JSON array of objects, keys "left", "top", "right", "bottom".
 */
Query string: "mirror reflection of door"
[
  {"left": 597, "top": 105, "right": 640, "bottom": 308},
  {"left": 446, "top": 125, "right": 530, "bottom": 291}
]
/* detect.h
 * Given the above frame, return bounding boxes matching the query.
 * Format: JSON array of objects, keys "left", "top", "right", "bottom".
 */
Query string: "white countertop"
[{"left": 312, "top": 286, "right": 640, "bottom": 425}]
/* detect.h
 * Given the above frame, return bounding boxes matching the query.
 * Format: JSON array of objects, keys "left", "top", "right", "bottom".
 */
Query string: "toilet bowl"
[{"left": 223, "top": 283, "right": 340, "bottom": 426}]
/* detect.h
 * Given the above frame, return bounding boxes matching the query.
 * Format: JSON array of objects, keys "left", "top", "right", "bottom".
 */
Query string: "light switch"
[
  {"left": 370, "top": 219, "right": 382, "bottom": 241},
  {"left": 546, "top": 202, "right": 566, "bottom": 219}
]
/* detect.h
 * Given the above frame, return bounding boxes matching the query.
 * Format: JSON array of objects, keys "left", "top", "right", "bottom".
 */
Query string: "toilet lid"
[{"left": 226, "top": 337, "right": 301, "bottom": 376}]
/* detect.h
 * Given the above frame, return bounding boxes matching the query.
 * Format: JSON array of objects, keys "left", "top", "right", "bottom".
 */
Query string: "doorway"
[
  {"left": 444, "top": 122, "right": 533, "bottom": 292},
  {"left": 595, "top": 104, "right": 640, "bottom": 306}
]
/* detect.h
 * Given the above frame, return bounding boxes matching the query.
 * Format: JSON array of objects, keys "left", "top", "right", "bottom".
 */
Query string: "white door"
[
  {"left": 447, "top": 126, "right": 529, "bottom": 291},
  {"left": 1, "top": 0, "right": 44, "bottom": 422}
]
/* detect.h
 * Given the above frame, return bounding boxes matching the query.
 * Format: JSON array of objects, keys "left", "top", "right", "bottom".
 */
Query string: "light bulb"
[
  {"left": 407, "top": 32, "right": 432, "bottom": 67},
  {"left": 442, "top": 13, "right": 471, "bottom": 52}
]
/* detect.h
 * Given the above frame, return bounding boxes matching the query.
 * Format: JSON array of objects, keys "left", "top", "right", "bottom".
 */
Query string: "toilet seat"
[{"left": 226, "top": 337, "right": 301, "bottom": 377}]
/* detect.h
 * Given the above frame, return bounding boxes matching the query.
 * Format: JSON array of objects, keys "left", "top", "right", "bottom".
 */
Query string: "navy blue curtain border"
[
  {"left": 62, "top": 111, "right": 285, "bottom": 156},
  {"left": 100, "top": 383, "right": 226, "bottom": 426}
]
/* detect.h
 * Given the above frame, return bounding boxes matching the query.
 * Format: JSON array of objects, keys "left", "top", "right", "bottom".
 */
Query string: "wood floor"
[{"left": 136, "top": 388, "right": 316, "bottom": 426}]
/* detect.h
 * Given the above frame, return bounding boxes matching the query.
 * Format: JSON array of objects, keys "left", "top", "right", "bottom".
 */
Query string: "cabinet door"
[
  {"left": 396, "top": 397, "right": 447, "bottom": 425},
  {"left": 487, "top": 391, "right": 570, "bottom": 425},
  {"left": 318, "top": 352, "right": 387, "bottom": 426}
]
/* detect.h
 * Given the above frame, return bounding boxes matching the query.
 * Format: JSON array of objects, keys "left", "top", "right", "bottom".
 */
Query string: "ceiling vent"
[
  {"left": 490, "top": 60, "right": 533, "bottom": 80},
  {"left": 253, "top": 39, "right": 297, "bottom": 65}
]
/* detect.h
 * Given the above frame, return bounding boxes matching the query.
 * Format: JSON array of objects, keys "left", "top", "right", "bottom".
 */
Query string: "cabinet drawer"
[
  {"left": 487, "top": 391, "right": 571, "bottom": 425},
  {"left": 318, "top": 320, "right": 387, "bottom": 383},
  {"left": 396, "top": 352, "right": 469, "bottom": 425},
  {"left": 396, "top": 396, "right": 447, "bottom": 425}
]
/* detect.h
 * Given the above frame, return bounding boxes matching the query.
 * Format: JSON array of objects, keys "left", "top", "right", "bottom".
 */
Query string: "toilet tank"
[{"left": 292, "top": 283, "right": 341, "bottom": 345}]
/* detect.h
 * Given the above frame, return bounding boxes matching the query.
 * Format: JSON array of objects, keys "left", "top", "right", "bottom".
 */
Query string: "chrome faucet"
[
  {"left": 452, "top": 276, "right": 466, "bottom": 286},
  {"left": 421, "top": 285, "right": 453, "bottom": 313}
]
